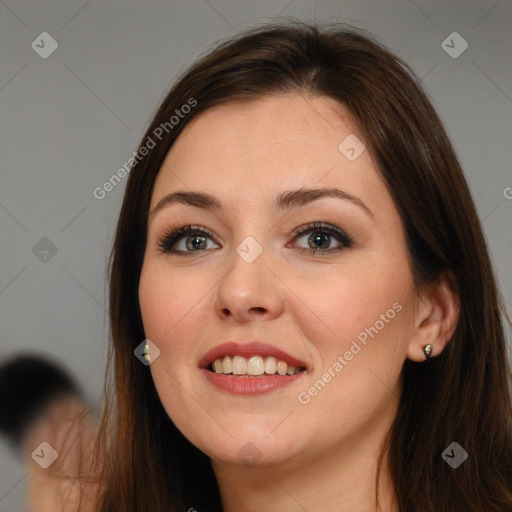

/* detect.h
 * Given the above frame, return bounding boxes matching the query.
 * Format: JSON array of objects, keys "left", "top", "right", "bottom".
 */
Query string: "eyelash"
[{"left": 156, "top": 221, "right": 354, "bottom": 256}]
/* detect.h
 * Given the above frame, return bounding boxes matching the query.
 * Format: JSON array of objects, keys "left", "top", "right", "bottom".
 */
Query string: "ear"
[{"left": 406, "top": 270, "right": 460, "bottom": 362}]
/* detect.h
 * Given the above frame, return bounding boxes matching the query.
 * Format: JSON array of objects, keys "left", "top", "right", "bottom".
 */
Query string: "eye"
[
  {"left": 290, "top": 222, "right": 353, "bottom": 255},
  {"left": 157, "top": 225, "right": 220, "bottom": 254},
  {"left": 157, "top": 221, "right": 353, "bottom": 256}
]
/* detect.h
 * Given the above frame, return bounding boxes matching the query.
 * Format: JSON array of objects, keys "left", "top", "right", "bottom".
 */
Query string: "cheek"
[
  {"left": 288, "top": 255, "right": 411, "bottom": 362},
  {"left": 138, "top": 263, "right": 211, "bottom": 358},
  {"left": 290, "top": 256, "right": 412, "bottom": 415},
  {"left": 291, "top": 278, "right": 410, "bottom": 441}
]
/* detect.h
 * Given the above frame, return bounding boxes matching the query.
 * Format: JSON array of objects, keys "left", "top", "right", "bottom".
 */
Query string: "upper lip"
[{"left": 199, "top": 341, "right": 308, "bottom": 370}]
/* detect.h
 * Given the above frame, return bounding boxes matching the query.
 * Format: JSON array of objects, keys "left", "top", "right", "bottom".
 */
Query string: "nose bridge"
[
  {"left": 223, "top": 200, "right": 269, "bottom": 269},
  {"left": 224, "top": 233, "right": 267, "bottom": 302},
  {"left": 235, "top": 234, "right": 265, "bottom": 265},
  {"left": 213, "top": 231, "right": 284, "bottom": 321}
]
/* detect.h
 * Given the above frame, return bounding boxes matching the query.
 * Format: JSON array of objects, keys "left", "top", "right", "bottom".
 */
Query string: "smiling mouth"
[{"left": 208, "top": 355, "right": 307, "bottom": 377}]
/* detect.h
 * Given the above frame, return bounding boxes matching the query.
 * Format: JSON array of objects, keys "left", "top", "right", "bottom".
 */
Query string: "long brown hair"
[{"left": 95, "top": 20, "right": 512, "bottom": 511}]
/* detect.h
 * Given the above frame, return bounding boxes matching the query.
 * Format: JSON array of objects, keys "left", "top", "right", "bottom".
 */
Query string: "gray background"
[{"left": 0, "top": 0, "right": 510, "bottom": 510}]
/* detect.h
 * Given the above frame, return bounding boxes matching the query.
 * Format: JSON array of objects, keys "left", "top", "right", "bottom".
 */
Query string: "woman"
[
  {"left": 5, "top": 20, "right": 511, "bottom": 512},
  {"left": 97, "top": 19, "right": 512, "bottom": 511}
]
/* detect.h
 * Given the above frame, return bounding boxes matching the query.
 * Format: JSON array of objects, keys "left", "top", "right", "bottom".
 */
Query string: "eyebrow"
[{"left": 149, "top": 187, "right": 374, "bottom": 221}]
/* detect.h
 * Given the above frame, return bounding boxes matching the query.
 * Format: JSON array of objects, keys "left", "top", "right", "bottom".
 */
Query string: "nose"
[{"left": 213, "top": 247, "right": 285, "bottom": 323}]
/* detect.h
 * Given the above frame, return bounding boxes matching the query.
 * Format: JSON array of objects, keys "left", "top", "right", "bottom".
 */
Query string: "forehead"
[
  {"left": 168, "top": 93, "right": 362, "bottom": 159},
  {"left": 150, "top": 94, "right": 385, "bottom": 211}
]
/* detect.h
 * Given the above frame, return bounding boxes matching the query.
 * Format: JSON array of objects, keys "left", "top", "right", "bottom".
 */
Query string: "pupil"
[
  {"left": 309, "top": 232, "right": 330, "bottom": 249},
  {"left": 187, "top": 235, "right": 206, "bottom": 250}
]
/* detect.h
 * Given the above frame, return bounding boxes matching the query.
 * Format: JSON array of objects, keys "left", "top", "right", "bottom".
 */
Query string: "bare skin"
[
  {"left": 138, "top": 94, "right": 460, "bottom": 511},
  {"left": 23, "top": 395, "right": 100, "bottom": 511}
]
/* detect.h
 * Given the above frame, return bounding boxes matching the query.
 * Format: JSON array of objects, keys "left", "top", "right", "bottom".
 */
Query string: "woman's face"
[{"left": 139, "top": 94, "right": 419, "bottom": 468}]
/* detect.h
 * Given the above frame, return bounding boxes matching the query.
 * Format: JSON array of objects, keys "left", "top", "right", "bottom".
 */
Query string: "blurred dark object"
[{"left": 0, "top": 353, "right": 81, "bottom": 447}]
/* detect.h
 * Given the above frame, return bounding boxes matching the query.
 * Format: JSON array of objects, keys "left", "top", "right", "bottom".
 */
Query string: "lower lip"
[{"left": 200, "top": 368, "right": 306, "bottom": 395}]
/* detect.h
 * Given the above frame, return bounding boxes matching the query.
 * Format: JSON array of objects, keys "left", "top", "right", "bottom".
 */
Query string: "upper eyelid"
[
  {"left": 291, "top": 222, "right": 347, "bottom": 236},
  {"left": 160, "top": 222, "right": 346, "bottom": 240},
  {"left": 158, "top": 222, "right": 352, "bottom": 252}
]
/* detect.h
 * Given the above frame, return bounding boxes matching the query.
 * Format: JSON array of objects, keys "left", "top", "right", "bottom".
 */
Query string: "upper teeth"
[{"left": 211, "top": 355, "right": 303, "bottom": 376}]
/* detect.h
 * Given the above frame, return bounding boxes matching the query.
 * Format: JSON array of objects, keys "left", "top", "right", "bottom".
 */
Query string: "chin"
[{"left": 192, "top": 426, "right": 303, "bottom": 468}]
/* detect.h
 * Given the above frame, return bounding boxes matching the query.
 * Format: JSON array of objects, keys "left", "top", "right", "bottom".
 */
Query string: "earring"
[
  {"left": 422, "top": 343, "right": 433, "bottom": 359},
  {"left": 143, "top": 341, "right": 150, "bottom": 363}
]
